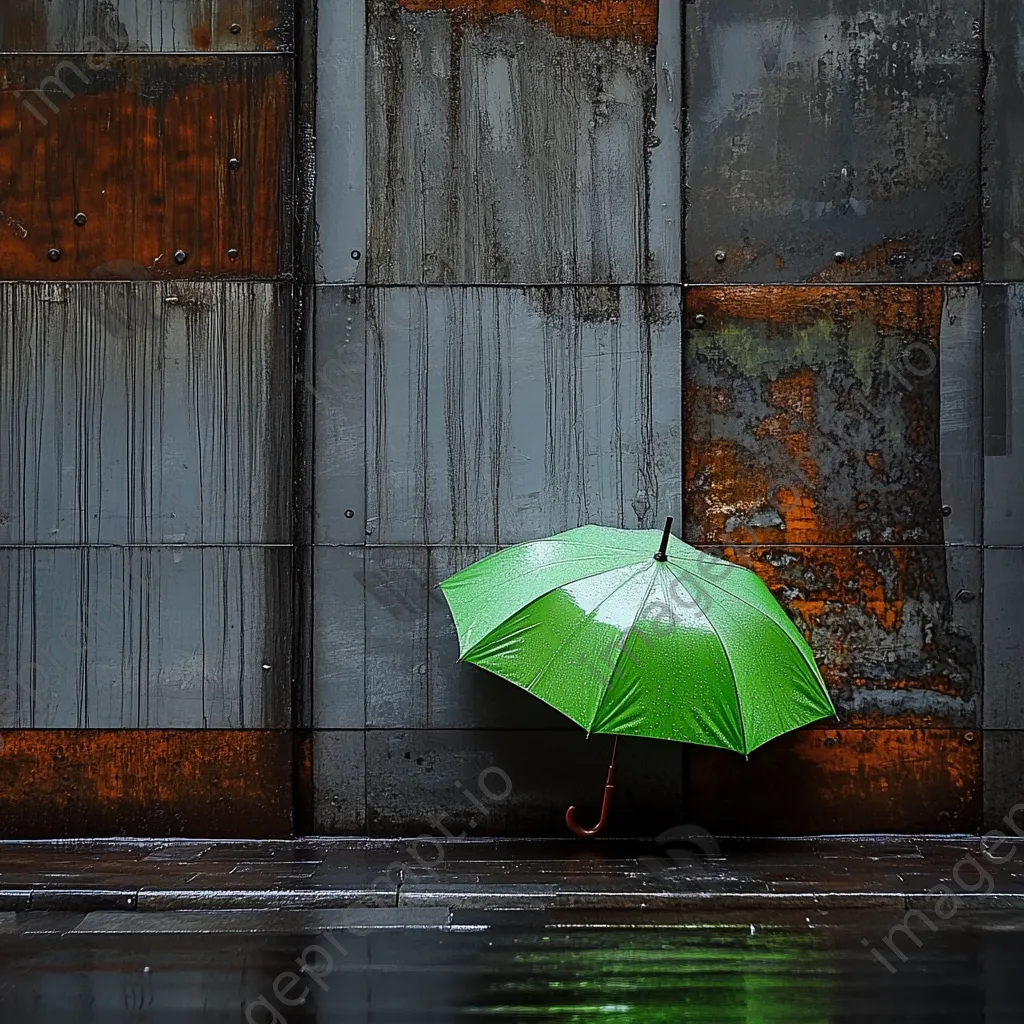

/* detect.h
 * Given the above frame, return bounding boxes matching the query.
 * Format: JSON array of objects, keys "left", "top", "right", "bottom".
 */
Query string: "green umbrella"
[{"left": 438, "top": 518, "right": 836, "bottom": 836}]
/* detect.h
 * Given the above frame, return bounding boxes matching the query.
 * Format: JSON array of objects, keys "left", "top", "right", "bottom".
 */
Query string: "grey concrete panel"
[
  {"left": 313, "top": 546, "right": 366, "bottom": 729},
  {"left": 983, "top": 547, "right": 1024, "bottom": 729},
  {"left": 984, "top": 286, "right": 1023, "bottom": 544},
  {"left": 314, "top": 730, "right": 366, "bottom": 835},
  {"left": 426, "top": 546, "right": 578, "bottom": 730},
  {"left": 686, "top": 0, "right": 983, "bottom": 282},
  {"left": 984, "top": 0, "right": 1024, "bottom": 280},
  {"left": 364, "top": 547, "right": 429, "bottom": 728},
  {"left": 0, "top": 0, "right": 293, "bottom": 52},
  {"left": 366, "top": 286, "right": 682, "bottom": 545},
  {"left": 314, "top": 1, "right": 366, "bottom": 284},
  {"left": 939, "top": 287, "right": 983, "bottom": 545},
  {"left": 984, "top": 731, "right": 1024, "bottom": 831},
  {"left": 313, "top": 287, "right": 367, "bottom": 544},
  {"left": 0, "top": 283, "right": 291, "bottom": 546},
  {"left": 364, "top": 729, "right": 684, "bottom": 837},
  {"left": 0, "top": 546, "right": 291, "bottom": 728},
  {"left": 367, "top": 4, "right": 679, "bottom": 285}
]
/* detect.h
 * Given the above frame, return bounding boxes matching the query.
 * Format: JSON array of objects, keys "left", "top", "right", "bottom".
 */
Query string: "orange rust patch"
[
  {"left": 192, "top": 25, "right": 213, "bottom": 49},
  {"left": 684, "top": 729, "right": 980, "bottom": 834},
  {"left": 0, "top": 57, "right": 291, "bottom": 279},
  {"left": 805, "top": 238, "right": 979, "bottom": 284},
  {"left": 0, "top": 730, "right": 294, "bottom": 838},
  {"left": 394, "top": 0, "right": 659, "bottom": 46},
  {"left": 865, "top": 450, "right": 886, "bottom": 479},
  {"left": 687, "top": 286, "right": 944, "bottom": 338},
  {"left": 723, "top": 544, "right": 908, "bottom": 634}
]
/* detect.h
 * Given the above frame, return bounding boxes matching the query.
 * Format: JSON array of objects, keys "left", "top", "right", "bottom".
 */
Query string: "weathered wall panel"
[
  {"left": 364, "top": 728, "right": 683, "bottom": 836},
  {"left": 0, "top": 57, "right": 292, "bottom": 279},
  {"left": 313, "top": 547, "right": 367, "bottom": 729},
  {"left": 366, "top": 286, "right": 682, "bottom": 545},
  {"left": 983, "top": 548, "right": 1024, "bottom": 730},
  {"left": 984, "top": 286, "right": 1024, "bottom": 543},
  {"left": 314, "top": 4, "right": 366, "bottom": 284},
  {"left": 685, "top": 729, "right": 980, "bottom": 835},
  {"left": 0, "top": 1, "right": 294, "bottom": 52},
  {"left": 713, "top": 545, "right": 980, "bottom": 730},
  {"left": 367, "top": 0, "right": 679, "bottom": 284},
  {"left": 313, "top": 286, "right": 366, "bottom": 544},
  {"left": 0, "top": 546, "right": 292, "bottom": 728},
  {"left": 686, "top": 0, "right": 983, "bottom": 283},
  {"left": 984, "top": 731, "right": 1024, "bottom": 829},
  {"left": 0, "top": 730, "right": 294, "bottom": 838},
  {"left": 0, "top": 283, "right": 291, "bottom": 545},
  {"left": 313, "top": 730, "right": 366, "bottom": 834},
  {"left": 684, "top": 287, "right": 980, "bottom": 546},
  {"left": 983, "top": 0, "right": 1024, "bottom": 281}
]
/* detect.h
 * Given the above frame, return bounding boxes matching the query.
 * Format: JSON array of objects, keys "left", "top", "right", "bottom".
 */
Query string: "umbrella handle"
[{"left": 566, "top": 739, "right": 618, "bottom": 838}]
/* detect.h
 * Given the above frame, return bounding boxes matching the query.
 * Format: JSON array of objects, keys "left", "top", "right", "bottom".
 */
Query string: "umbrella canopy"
[{"left": 439, "top": 521, "right": 835, "bottom": 757}]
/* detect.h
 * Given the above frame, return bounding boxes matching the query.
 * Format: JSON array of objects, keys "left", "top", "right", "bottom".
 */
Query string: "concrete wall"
[{"left": 1, "top": 0, "right": 1022, "bottom": 837}]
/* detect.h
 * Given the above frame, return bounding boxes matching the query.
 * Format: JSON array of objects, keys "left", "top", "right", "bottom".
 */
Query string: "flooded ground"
[{"left": 0, "top": 911, "right": 1019, "bottom": 1021}]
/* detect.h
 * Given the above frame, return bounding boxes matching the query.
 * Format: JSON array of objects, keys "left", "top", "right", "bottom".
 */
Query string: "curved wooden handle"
[{"left": 566, "top": 741, "right": 618, "bottom": 838}]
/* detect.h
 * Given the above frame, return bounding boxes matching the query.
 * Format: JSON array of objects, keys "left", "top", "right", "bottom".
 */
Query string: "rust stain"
[
  {"left": 0, "top": 730, "right": 294, "bottom": 838},
  {"left": 192, "top": 25, "right": 213, "bottom": 50},
  {"left": 684, "top": 729, "right": 980, "bottom": 835},
  {"left": 0, "top": 57, "right": 291, "bottom": 279},
  {"left": 700, "top": 545, "right": 978, "bottom": 731},
  {"left": 724, "top": 545, "right": 908, "bottom": 635},
  {"left": 685, "top": 285, "right": 945, "bottom": 546},
  {"left": 393, "top": 0, "right": 659, "bottom": 46},
  {"left": 687, "top": 285, "right": 944, "bottom": 337},
  {"left": 805, "top": 238, "right": 979, "bottom": 284}
]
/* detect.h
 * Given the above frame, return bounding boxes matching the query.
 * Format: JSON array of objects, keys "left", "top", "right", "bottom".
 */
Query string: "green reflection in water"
[{"left": 466, "top": 928, "right": 833, "bottom": 1022}]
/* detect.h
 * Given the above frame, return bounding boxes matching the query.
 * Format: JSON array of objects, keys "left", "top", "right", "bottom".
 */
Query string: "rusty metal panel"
[
  {"left": 366, "top": 0, "right": 680, "bottom": 284},
  {"left": 0, "top": 730, "right": 294, "bottom": 838},
  {"left": 426, "top": 545, "right": 574, "bottom": 728},
  {"left": 314, "top": 3, "right": 366, "bottom": 284},
  {"left": 983, "top": 548, "right": 1024, "bottom": 730},
  {"left": 713, "top": 545, "right": 980, "bottom": 729},
  {"left": 0, "top": 1, "right": 293, "bottom": 52},
  {"left": 313, "top": 287, "right": 366, "bottom": 544},
  {"left": 684, "top": 729, "right": 980, "bottom": 835},
  {"left": 685, "top": 0, "right": 983, "bottom": 283},
  {"left": 0, "top": 56, "right": 292, "bottom": 279},
  {"left": 685, "top": 287, "right": 981, "bottom": 546},
  {"left": 0, "top": 546, "right": 292, "bottom": 728},
  {"left": 367, "top": 286, "right": 681, "bottom": 545},
  {"left": 983, "top": 0, "right": 1024, "bottom": 280},
  {"left": 0, "top": 283, "right": 291, "bottom": 546},
  {"left": 984, "top": 286, "right": 1023, "bottom": 543}
]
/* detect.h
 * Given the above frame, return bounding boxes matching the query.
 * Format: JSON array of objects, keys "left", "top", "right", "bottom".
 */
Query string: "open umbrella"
[{"left": 438, "top": 518, "right": 836, "bottom": 836}]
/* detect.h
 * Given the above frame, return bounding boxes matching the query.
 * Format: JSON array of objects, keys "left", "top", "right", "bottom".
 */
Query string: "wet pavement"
[
  {"left": 0, "top": 908, "right": 1021, "bottom": 1021},
  {"left": 2, "top": 836, "right": 1024, "bottom": 912},
  {"left": 3, "top": 837, "right": 1024, "bottom": 1019}
]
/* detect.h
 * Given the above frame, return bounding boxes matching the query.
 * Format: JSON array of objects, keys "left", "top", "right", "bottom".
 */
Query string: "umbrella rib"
[
  {"left": 521, "top": 563, "right": 654, "bottom": 711},
  {"left": 586, "top": 569, "right": 662, "bottom": 736},
  {"left": 689, "top": 596, "right": 749, "bottom": 756},
  {"left": 667, "top": 561, "right": 829, "bottom": 694}
]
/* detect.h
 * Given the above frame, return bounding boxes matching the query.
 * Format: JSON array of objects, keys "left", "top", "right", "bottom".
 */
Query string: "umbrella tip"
[{"left": 653, "top": 516, "right": 673, "bottom": 562}]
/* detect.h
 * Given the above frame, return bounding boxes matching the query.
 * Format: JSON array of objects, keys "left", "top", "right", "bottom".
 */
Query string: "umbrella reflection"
[{"left": 466, "top": 928, "right": 833, "bottom": 1022}]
